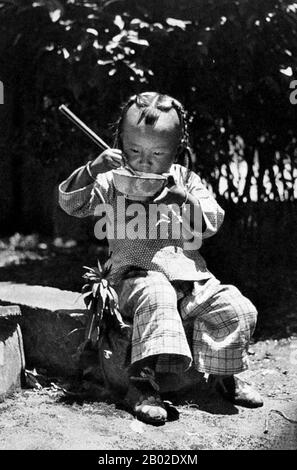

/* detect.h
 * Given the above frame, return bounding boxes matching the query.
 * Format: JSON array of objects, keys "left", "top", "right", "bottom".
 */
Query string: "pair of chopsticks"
[{"left": 59, "top": 104, "right": 136, "bottom": 175}]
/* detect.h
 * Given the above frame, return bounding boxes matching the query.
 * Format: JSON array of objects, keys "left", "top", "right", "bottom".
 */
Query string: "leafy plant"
[{"left": 79, "top": 253, "right": 129, "bottom": 354}]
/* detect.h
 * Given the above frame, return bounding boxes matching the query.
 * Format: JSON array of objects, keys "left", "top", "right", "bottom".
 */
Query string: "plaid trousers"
[{"left": 116, "top": 271, "right": 257, "bottom": 376}]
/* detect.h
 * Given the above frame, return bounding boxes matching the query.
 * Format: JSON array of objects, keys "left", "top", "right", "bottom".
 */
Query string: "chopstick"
[
  {"left": 59, "top": 105, "right": 110, "bottom": 151},
  {"left": 59, "top": 104, "right": 137, "bottom": 175}
]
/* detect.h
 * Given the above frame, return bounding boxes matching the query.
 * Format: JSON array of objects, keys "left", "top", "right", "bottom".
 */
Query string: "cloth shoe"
[
  {"left": 208, "top": 374, "right": 263, "bottom": 408},
  {"left": 124, "top": 366, "right": 167, "bottom": 424}
]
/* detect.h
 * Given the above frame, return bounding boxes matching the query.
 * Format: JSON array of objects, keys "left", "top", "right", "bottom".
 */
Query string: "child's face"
[{"left": 121, "top": 104, "right": 181, "bottom": 174}]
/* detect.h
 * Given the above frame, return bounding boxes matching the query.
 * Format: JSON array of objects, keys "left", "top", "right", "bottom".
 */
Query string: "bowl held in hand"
[{"left": 112, "top": 168, "right": 167, "bottom": 201}]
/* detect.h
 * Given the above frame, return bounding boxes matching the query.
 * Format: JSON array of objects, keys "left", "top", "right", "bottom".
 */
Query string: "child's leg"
[
  {"left": 115, "top": 271, "right": 193, "bottom": 423},
  {"left": 180, "top": 276, "right": 256, "bottom": 375},
  {"left": 179, "top": 277, "right": 262, "bottom": 407},
  {"left": 117, "top": 271, "right": 192, "bottom": 374}
]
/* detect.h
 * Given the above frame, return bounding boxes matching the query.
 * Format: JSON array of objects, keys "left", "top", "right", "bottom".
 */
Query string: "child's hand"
[
  {"left": 91, "top": 149, "right": 123, "bottom": 172},
  {"left": 153, "top": 175, "right": 187, "bottom": 206}
]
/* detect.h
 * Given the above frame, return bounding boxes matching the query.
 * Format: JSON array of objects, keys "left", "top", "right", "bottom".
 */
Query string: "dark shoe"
[
  {"left": 124, "top": 367, "right": 167, "bottom": 425},
  {"left": 208, "top": 374, "right": 263, "bottom": 408}
]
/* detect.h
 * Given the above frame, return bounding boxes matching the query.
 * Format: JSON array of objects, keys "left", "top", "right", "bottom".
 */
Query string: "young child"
[{"left": 59, "top": 92, "right": 263, "bottom": 424}]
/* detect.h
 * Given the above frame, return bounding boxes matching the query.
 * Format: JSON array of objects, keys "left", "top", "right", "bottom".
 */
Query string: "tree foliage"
[{"left": 1, "top": 0, "right": 297, "bottom": 202}]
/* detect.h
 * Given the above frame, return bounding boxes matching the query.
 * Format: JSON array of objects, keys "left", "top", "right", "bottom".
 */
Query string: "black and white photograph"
[{"left": 0, "top": 0, "right": 297, "bottom": 453}]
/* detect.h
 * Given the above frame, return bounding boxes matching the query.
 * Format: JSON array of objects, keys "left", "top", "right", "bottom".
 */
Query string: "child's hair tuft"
[{"left": 113, "top": 92, "right": 193, "bottom": 171}]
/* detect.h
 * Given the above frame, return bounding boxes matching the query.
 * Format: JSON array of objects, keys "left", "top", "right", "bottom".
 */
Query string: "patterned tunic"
[{"left": 58, "top": 164, "right": 225, "bottom": 284}]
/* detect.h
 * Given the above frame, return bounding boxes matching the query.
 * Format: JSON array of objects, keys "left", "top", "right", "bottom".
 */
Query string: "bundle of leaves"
[
  {"left": 81, "top": 255, "right": 128, "bottom": 348},
  {"left": 78, "top": 255, "right": 132, "bottom": 396}
]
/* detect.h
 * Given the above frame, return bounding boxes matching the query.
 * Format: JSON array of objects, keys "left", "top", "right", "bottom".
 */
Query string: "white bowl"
[{"left": 112, "top": 167, "right": 167, "bottom": 201}]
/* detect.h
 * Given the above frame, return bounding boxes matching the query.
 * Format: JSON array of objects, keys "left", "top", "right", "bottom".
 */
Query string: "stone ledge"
[
  {"left": 0, "top": 283, "right": 203, "bottom": 393},
  {"left": 0, "top": 305, "right": 21, "bottom": 317},
  {"left": 0, "top": 305, "right": 25, "bottom": 400},
  {"left": 0, "top": 282, "right": 87, "bottom": 377}
]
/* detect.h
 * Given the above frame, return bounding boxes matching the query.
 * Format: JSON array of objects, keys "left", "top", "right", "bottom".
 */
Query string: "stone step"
[
  {"left": 0, "top": 305, "right": 25, "bottom": 400},
  {"left": 0, "top": 283, "right": 202, "bottom": 393},
  {"left": 0, "top": 305, "right": 21, "bottom": 317},
  {"left": 0, "top": 283, "right": 87, "bottom": 377}
]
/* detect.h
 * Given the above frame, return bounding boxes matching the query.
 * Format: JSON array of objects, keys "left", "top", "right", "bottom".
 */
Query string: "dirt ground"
[{"left": 0, "top": 336, "right": 297, "bottom": 450}]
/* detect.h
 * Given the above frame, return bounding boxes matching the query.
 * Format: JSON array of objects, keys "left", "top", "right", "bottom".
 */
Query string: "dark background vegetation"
[{"left": 0, "top": 0, "right": 297, "bottom": 338}]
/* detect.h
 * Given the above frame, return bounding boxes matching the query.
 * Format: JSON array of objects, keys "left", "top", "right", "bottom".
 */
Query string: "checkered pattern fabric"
[{"left": 116, "top": 272, "right": 257, "bottom": 376}]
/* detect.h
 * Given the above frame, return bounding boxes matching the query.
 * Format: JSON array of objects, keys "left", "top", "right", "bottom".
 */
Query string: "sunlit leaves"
[
  {"left": 80, "top": 254, "right": 129, "bottom": 349},
  {"left": 1, "top": 0, "right": 297, "bottom": 201},
  {"left": 166, "top": 17, "right": 190, "bottom": 30}
]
